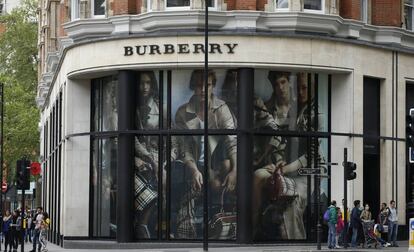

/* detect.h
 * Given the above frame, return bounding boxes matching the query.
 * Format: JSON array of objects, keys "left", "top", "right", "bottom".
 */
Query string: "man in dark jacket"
[
  {"left": 350, "top": 200, "right": 362, "bottom": 248},
  {"left": 327, "top": 200, "right": 338, "bottom": 249}
]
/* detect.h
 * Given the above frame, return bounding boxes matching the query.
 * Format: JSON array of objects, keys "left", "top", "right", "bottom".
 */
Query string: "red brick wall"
[
  {"left": 372, "top": 0, "right": 401, "bottom": 27},
  {"left": 235, "top": 0, "right": 256, "bottom": 10},
  {"left": 256, "top": 0, "right": 267, "bottom": 11},
  {"left": 58, "top": 0, "right": 68, "bottom": 37},
  {"left": 225, "top": 0, "right": 236, "bottom": 10},
  {"left": 340, "top": 0, "right": 361, "bottom": 20},
  {"left": 113, "top": 0, "right": 137, "bottom": 15},
  {"left": 136, "top": 0, "right": 142, "bottom": 14}
]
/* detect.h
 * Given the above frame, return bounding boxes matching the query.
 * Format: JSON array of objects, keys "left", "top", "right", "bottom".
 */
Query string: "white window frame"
[
  {"left": 147, "top": 0, "right": 152, "bottom": 12},
  {"left": 71, "top": 0, "right": 80, "bottom": 20},
  {"left": 275, "top": 0, "right": 289, "bottom": 12},
  {"left": 361, "top": 0, "right": 368, "bottom": 23},
  {"left": 91, "top": 0, "right": 106, "bottom": 18},
  {"left": 303, "top": 0, "right": 325, "bottom": 14},
  {"left": 406, "top": 0, "right": 414, "bottom": 31}
]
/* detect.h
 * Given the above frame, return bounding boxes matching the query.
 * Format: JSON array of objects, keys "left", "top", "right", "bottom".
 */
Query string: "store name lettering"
[{"left": 123, "top": 43, "right": 238, "bottom": 56}]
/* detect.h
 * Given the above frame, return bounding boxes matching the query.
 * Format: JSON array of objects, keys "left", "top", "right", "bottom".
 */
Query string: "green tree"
[{"left": 0, "top": 0, "right": 39, "bottom": 182}]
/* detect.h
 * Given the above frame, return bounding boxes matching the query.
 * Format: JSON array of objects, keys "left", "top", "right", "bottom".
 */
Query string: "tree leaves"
[{"left": 0, "top": 0, "right": 39, "bottom": 181}]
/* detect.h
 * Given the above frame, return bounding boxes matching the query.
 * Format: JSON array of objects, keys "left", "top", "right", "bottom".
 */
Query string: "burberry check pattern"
[{"left": 135, "top": 174, "right": 157, "bottom": 211}]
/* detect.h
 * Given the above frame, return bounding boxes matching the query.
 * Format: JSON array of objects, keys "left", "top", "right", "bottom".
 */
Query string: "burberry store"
[{"left": 37, "top": 10, "right": 414, "bottom": 246}]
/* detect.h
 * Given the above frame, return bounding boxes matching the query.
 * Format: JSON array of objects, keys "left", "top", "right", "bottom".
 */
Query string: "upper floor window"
[
  {"left": 166, "top": 0, "right": 191, "bottom": 9},
  {"left": 164, "top": 0, "right": 216, "bottom": 10},
  {"left": 304, "top": 0, "right": 324, "bottom": 13},
  {"left": 71, "top": 0, "right": 80, "bottom": 20},
  {"left": 92, "top": 0, "right": 106, "bottom": 17},
  {"left": 361, "top": 0, "right": 368, "bottom": 23},
  {"left": 406, "top": 0, "right": 414, "bottom": 30},
  {"left": 275, "top": 0, "right": 288, "bottom": 10}
]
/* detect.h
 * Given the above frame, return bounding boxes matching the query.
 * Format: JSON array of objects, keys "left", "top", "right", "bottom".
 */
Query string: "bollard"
[{"left": 410, "top": 218, "right": 414, "bottom": 251}]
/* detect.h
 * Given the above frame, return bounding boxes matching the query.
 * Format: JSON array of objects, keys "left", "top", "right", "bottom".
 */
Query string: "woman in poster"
[
  {"left": 174, "top": 69, "right": 237, "bottom": 239},
  {"left": 134, "top": 71, "right": 160, "bottom": 239}
]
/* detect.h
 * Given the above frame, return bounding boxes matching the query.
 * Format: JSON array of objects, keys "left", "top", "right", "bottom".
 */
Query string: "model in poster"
[
  {"left": 173, "top": 69, "right": 237, "bottom": 239},
  {"left": 134, "top": 71, "right": 160, "bottom": 239},
  {"left": 252, "top": 71, "right": 326, "bottom": 240}
]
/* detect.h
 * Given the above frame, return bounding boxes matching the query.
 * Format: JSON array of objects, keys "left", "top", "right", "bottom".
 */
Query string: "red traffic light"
[
  {"left": 30, "top": 162, "right": 41, "bottom": 175},
  {"left": 1, "top": 182, "right": 7, "bottom": 193}
]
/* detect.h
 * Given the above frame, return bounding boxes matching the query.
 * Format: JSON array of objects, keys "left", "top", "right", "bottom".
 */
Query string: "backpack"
[{"left": 323, "top": 209, "right": 330, "bottom": 222}]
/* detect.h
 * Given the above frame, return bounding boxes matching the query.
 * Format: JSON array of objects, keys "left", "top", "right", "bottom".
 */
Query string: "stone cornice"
[{"left": 61, "top": 11, "right": 414, "bottom": 49}]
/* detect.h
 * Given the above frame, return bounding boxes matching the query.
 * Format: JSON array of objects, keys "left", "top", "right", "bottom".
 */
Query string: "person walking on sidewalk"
[
  {"left": 327, "top": 200, "right": 337, "bottom": 249},
  {"left": 335, "top": 207, "right": 344, "bottom": 249},
  {"left": 350, "top": 200, "right": 362, "bottom": 248},
  {"left": 387, "top": 200, "right": 399, "bottom": 247},
  {"left": 3, "top": 210, "right": 12, "bottom": 252},
  {"left": 10, "top": 210, "right": 21, "bottom": 252},
  {"left": 30, "top": 207, "right": 44, "bottom": 252}
]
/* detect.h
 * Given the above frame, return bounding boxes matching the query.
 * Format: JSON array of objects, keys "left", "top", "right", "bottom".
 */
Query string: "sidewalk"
[{"left": 20, "top": 241, "right": 409, "bottom": 252}]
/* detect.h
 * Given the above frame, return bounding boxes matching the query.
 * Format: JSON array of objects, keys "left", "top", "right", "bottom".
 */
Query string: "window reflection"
[
  {"left": 304, "top": 0, "right": 322, "bottom": 11},
  {"left": 92, "top": 138, "right": 117, "bottom": 237}
]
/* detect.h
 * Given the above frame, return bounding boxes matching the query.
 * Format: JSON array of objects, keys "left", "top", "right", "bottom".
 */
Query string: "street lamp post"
[{"left": 203, "top": 0, "right": 209, "bottom": 250}]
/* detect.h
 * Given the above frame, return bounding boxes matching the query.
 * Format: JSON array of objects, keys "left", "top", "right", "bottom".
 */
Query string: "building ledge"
[{"left": 61, "top": 11, "right": 414, "bottom": 50}]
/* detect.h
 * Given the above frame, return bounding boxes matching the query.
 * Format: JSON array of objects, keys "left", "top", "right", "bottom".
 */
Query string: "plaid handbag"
[
  {"left": 208, "top": 190, "right": 237, "bottom": 240},
  {"left": 135, "top": 173, "right": 157, "bottom": 211},
  {"left": 268, "top": 169, "right": 298, "bottom": 201}
]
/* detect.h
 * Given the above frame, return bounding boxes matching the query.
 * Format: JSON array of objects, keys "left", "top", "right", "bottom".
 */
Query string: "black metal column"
[
  {"left": 237, "top": 68, "right": 254, "bottom": 244},
  {"left": 343, "top": 148, "right": 348, "bottom": 248},
  {"left": 117, "top": 70, "right": 136, "bottom": 242}
]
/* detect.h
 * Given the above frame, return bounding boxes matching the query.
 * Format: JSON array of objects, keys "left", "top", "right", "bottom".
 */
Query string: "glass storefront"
[
  {"left": 91, "top": 68, "right": 330, "bottom": 241},
  {"left": 91, "top": 76, "right": 118, "bottom": 238}
]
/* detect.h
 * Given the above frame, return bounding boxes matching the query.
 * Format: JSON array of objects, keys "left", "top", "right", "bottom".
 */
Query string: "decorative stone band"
[{"left": 62, "top": 11, "right": 414, "bottom": 50}]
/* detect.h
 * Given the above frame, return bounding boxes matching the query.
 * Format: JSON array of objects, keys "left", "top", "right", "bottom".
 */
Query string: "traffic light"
[
  {"left": 407, "top": 109, "right": 414, "bottom": 163},
  {"left": 344, "top": 161, "right": 357, "bottom": 181},
  {"left": 406, "top": 113, "right": 414, "bottom": 146},
  {"left": 16, "top": 159, "right": 30, "bottom": 190}
]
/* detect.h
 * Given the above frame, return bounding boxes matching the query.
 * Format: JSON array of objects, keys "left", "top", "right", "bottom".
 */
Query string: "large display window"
[{"left": 91, "top": 68, "right": 330, "bottom": 242}]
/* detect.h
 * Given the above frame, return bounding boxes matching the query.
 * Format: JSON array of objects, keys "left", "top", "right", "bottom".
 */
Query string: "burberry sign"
[{"left": 124, "top": 43, "right": 238, "bottom": 56}]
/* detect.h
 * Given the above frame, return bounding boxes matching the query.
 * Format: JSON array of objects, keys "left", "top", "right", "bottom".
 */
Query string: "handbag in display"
[
  {"left": 268, "top": 169, "right": 298, "bottom": 202},
  {"left": 208, "top": 190, "right": 237, "bottom": 240},
  {"left": 135, "top": 173, "right": 157, "bottom": 211}
]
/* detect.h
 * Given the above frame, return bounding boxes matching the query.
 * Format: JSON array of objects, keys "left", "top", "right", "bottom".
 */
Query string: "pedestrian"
[
  {"left": 350, "top": 200, "right": 362, "bottom": 248},
  {"left": 39, "top": 212, "right": 49, "bottom": 252},
  {"left": 339, "top": 198, "right": 350, "bottom": 246},
  {"left": 335, "top": 207, "right": 344, "bottom": 249},
  {"left": 360, "top": 204, "right": 372, "bottom": 222},
  {"left": 377, "top": 202, "right": 388, "bottom": 233},
  {"left": 27, "top": 212, "right": 33, "bottom": 243},
  {"left": 387, "top": 200, "right": 399, "bottom": 247},
  {"left": 3, "top": 210, "right": 12, "bottom": 252},
  {"left": 326, "top": 200, "right": 337, "bottom": 249},
  {"left": 30, "top": 207, "right": 43, "bottom": 252},
  {"left": 10, "top": 210, "right": 21, "bottom": 252}
]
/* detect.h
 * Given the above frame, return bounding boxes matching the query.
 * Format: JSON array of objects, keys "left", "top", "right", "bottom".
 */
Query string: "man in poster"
[{"left": 253, "top": 71, "right": 326, "bottom": 240}]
